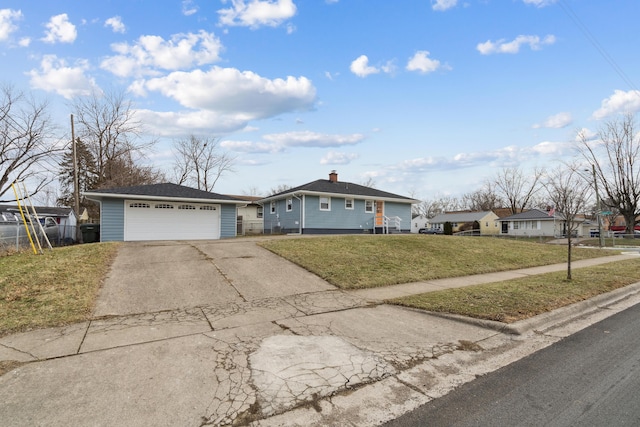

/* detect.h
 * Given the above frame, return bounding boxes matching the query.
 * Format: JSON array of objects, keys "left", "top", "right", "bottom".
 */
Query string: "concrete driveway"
[
  {"left": 94, "top": 239, "right": 336, "bottom": 316},
  {"left": 2, "top": 239, "right": 638, "bottom": 426}
]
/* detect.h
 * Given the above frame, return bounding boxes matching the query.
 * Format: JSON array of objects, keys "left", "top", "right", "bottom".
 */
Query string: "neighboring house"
[
  {"left": 411, "top": 214, "right": 430, "bottom": 233},
  {"left": 228, "top": 195, "right": 264, "bottom": 235},
  {"left": 84, "top": 183, "right": 246, "bottom": 242},
  {"left": 499, "top": 208, "right": 586, "bottom": 237},
  {"left": 258, "top": 171, "right": 417, "bottom": 234},
  {"left": 606, "top": 214, "right": 640, "bottom": 232},
  {"left": 0, "top": 204, "right": 77, "bottom": 244},
  {"left": 429, "top": 211, "right": 500, "bottom": 235}
]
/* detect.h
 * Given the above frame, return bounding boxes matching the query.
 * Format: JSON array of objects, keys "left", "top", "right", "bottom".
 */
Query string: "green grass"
[
  {"left": 259, "top": 235, "right": 617, "bottom": 289},
  {"left": 389, "top": 258, "right": 640, "bottom": 323},
  {"left": 0, "top": 243, "right": 120, "bottom": 337}
]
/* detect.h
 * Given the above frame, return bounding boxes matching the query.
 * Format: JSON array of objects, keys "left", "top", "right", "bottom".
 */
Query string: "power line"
[{"left": 558, "top": 0, "right": 639, "bottom": 93}]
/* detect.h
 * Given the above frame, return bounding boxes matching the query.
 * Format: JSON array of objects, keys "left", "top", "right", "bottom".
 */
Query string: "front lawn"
[
  {"left": 0, "top": 243, "right": 120, "bottom": 337},
  {"left": 259, "top": 235, "right": 616, "bottom": 289}
]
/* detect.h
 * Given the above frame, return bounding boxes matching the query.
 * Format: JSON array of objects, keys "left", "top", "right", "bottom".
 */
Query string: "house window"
[
  {"left": 257, "top": 206, "right": 263, "bottom": 219},
  {"left": 514, "top": 222, "right": 519, "bottom": 230},
  {"left": 345, "top": 198, "right": 354, "bottom": 210},
  {"left": 129, "top": 203, "right": 150, "bottom": 208},
  {"left": 320, "top": 197, "right": 330, "bottom": 211},
  {"left": 270, "top": 201, "right": 276, "bottom": 214},
  {"left": 286, "top": 198, "right": 293, "bottom": 212},
  {"left": 365, "top": 200, "right": 374, "bottom": 213}
]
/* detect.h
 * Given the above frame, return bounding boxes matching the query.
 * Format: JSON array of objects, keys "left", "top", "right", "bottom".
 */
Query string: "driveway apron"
[
  {"left": 93, "top": 240, "right": 337, "bottom": 317},
  {"left": 93, "top": 241, "right": 242, "bottom": 316}
]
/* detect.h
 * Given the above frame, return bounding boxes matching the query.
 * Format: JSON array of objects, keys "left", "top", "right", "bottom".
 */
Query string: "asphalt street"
[{"left": 384, "top": 300, "right": 640, "bottom": 427}]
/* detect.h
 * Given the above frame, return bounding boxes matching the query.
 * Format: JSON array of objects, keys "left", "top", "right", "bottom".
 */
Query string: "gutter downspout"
[{"left": 293, "top": 193, "right": 302, "bottom": 234}]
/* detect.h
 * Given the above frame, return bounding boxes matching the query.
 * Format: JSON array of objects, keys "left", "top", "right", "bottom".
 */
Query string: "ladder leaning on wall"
[{"left": 11, "top": 181, "right": 53, "bottom": 254}]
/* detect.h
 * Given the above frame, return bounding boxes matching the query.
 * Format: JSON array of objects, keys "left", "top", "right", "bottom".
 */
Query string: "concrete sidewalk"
[{"left": 1, "top": 241, "right": 639, "bottom": 427}]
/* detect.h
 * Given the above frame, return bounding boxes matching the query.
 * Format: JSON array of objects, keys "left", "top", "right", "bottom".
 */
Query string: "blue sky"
[{"left": 1, "top": 0, "right": 639, "bottom": 199}]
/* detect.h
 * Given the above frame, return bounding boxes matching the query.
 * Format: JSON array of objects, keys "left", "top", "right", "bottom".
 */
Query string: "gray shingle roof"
[
  {"left": 0, "top": 204, "right": 73, "bottom": 217},
  {"left": 500, "top": 208, "right": 556, "bottom": 221},
  {"left": 260, "top": 179, "right": 414, "bottom": 202},
  {"left": 85, "top": 183, "right": 243, "bottom": 202},
  {"left": 430, "top": 211, "right": 495, "bottom": 224}
]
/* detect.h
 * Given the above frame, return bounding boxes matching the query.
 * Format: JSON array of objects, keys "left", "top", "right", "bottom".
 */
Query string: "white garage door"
[{"left": 124, "top": 200, "right": 221, "bottom": 241}]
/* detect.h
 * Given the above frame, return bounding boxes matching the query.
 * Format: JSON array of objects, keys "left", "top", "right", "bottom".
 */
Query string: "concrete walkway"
[{"left": 1, "top": 241, "right": 639, "bottom": 427}]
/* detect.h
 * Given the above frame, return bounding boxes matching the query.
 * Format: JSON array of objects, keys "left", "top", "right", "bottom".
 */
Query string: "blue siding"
[
  {"left": 263, "top": 194, "right": 413, "bottom": 234},
  {"left": 304, "top": 196, "right": 377, "bottom": 231},
  {"left": 220, "top": 204, "right": 237, "bottom": 238},
  {"left": 384, "top": 202, "right": 412, "bottom": 232},
  {"left": 263, "top": 197, "right": 302, "bottom": 233},
  {"left": 100, "top": 199, "right": 124, "bottom": 241}
]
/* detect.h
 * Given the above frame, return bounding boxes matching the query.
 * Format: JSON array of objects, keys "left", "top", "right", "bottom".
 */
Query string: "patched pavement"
[{"left": 2, "top": 239, "right": 640, "bottom": 426}]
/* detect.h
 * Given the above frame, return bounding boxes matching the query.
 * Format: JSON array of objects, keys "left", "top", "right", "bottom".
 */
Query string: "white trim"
[
  {"left": 320, "top": 196, "right": 331, "bottom": 211},
  {"left": 345, "top": 198, "right": 354, "bottom": 210}
]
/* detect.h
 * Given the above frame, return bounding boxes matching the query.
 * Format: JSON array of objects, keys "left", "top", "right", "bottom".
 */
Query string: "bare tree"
[
  {"left": 268, "top": 184, "right": 293, "bottom": 196},
  {"left": 414, "top": 195, "right": 464, "bottom": 218},
  {"left": 71, "top": 90, "right": 157, "bottom": 188},
  {"left": 544, "top": 164, "right": 591, "bottom": 280},
  {"left": 0, "top": 85, "right": 62, "bottom": 201},
  {"left": 494, "top": 167, "right": 544, "bottom": 214},
  {"left": 462, "top": 182, "right": 504, "bottom": 211},
  {"left": 172, "top": 135, "right": 235, "bottom": 191},
  {"left": 577, "top": 113, "right": 640, "bottom": 234},
  {"left": 360, "top": 177, "right": 376, "bottom": 188}
]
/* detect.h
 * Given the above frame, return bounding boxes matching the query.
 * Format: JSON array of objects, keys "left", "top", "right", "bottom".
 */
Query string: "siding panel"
[{"left": 100, "top": 199, "right": 124, "bottom": 241}]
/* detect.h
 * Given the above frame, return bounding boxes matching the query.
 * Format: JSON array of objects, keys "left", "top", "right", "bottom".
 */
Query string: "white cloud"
[
  {"left": 406, "top": 51, "right": 447, "bottom": 74},
  {"left": 105, "top": 16, "right": 126, "bottom": 34},
  {"left": 139, "top": 66, "right": 316, "bottom": 117},
  {"left": 393, "top": 141, "right": 571, "bottom": 174},
  {"left": 350, "top": 55, "right": 380, "bottom": 78},
  {"left": 476, "top": 34, "right": 556, "bottom": 55},
  {"left": 42, "top": 13, "right": 77, "bottom": 44},
  {"left": 432, "top": 0, "right": 457, "bottom": 12},
  {"left": 523, "top": 0, "right": 558, "bottom": 7},
  {"left": 218, "top": 0, "right": 297, "bottom": 28},
  {"left": 134, "top": 109, "right": 251, "bottom": 136},
  {"left": 263, "top": 130, "right": 364, "bottom": 147},
  {"left": 18, "top": 37, "right": 30, "bottom": 47},
  {"left": 222, "top": 131, "right": 364, "bottom": 154},
  {"left": 101, "top": 30, "right": 223, "bottom": 77},
  {"left": 0, "top": 9, "right": 22, "bottom": 41},
  {"left": 591, "top": 90, "right": 640, "bottom": 120},
  {"left": 220, "top": 140, "right": 281, "bottom": 153},
  {"left": 182, "top": 0, "right": 199, "bottom": 16},
  {"left": 532, "top": 112, "right": 573, "bottom": 129},
  {"left": 575, "top": 127, "right": 597, "bottom": 142},
  {"left": 27, "top": 55, "right": 97, "bottom": 99},
  {"left": 320, "top": 151, "right": 359, "bottom": 165}
]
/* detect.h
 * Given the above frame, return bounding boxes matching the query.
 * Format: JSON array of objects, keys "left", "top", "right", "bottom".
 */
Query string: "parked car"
[
  {"left": 0, "top": 211, "right": 60, "bottom": 249},
  {"left": 419, "top": 228, "right": 443, "bottom": 234}
]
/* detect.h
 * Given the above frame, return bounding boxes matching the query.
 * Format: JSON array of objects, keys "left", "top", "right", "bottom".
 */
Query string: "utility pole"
[
  {"left": 71, "top": 114, "right": 81, "bottom": 242},
  {"left": 592, "top": 164, "right": 604, "bottom": 248}
]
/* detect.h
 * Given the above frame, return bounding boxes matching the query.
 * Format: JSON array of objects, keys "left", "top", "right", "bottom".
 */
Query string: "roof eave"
[
  {"left": 258, "top": 190, "right": 418, "bottom": 204},
  {"left": 83, "top": 192, "right": 246, "bottom": 205}
]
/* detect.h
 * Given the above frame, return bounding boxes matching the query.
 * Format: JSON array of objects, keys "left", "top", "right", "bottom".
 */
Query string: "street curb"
[{"left": 416, "top": 281, "right": 640, "bottom": 335}]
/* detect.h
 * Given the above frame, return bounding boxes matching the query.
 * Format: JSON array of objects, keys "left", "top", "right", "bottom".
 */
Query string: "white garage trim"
[{"left": 124, "top": 199, "right": 221, "bottom": 241}]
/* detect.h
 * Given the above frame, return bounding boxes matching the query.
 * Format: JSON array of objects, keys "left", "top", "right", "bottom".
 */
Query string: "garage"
[
  {"left": 84, "top": 183, "right": 245, "bottom": 242},
  {"left": 124, "top": 200, "right": 221, "bottom": 241}
]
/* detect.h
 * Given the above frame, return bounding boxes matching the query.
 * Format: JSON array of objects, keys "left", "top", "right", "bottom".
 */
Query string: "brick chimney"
[{"left": 329, "top": 170, "right": 338, "bottom": 183}]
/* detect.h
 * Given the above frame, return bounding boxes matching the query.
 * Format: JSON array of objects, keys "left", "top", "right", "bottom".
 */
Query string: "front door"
[{"left": 375, "top": 201, "right": 384, "bottom": 227}]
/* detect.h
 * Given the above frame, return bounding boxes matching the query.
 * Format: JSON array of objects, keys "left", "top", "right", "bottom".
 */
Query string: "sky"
[{"left": 1, "top": 0, "right": 639, "bottom": 200}]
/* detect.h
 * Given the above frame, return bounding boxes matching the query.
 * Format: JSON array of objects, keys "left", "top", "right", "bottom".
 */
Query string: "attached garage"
[
  {"left": 84, "top": 183, "right": 245, "bottom": 242},
  {"left": 124, "top": 200, "right": 221, "bottom": 241}
]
